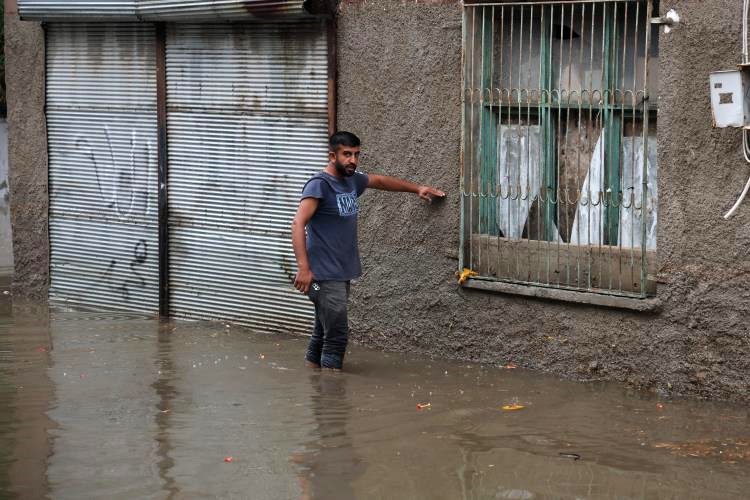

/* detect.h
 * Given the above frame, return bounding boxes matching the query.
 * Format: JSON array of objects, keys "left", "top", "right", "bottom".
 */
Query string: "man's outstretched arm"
[
  {"left": 291, "top": 197, "right": 319, "bottom": 294},
  {"left": 367, "top": 174, "right": 446, "bottom": 201}
]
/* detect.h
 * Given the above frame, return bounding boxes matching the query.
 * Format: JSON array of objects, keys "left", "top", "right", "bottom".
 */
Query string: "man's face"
[{"left": 330, "top": 145, "right": 361, "bottom": 177}]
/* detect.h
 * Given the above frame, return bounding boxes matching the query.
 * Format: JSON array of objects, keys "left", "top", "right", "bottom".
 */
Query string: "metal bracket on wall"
[{"left": 650, "top": 9, "right": 680, "bottom": 33}]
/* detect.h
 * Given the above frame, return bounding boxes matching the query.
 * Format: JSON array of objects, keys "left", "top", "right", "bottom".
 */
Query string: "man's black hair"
[{"left": 329, "top": 131, "right": 361, "bottom": 150}]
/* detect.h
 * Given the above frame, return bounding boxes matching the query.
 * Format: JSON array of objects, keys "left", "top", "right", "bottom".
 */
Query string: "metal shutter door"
[
  {"left": 19, "top": 1, "right": 309, "bottom": 21},
  {"left": 47, "top": 24, "right": 159, "bottom": 312},
  {"left": 166, "top": 21, "right": 328, "bottom": 334}
]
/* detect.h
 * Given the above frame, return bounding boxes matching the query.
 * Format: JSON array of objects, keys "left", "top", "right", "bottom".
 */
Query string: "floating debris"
[
  {"left": 456, "top": 268, "right": 478, "bottom": 284},
  {"left": 416, "top": 403, "right": 432, "bottom": 410},
  {"left": 502, "top": 404, "right": 525, "bottom": 411},
  {"left": 224, "top": 456, "right": 234, "bottom": 463},
  {"left": 654, "top": 439, "right": 750, "bottom": 462},
  {"left": 559, "top": 452, "right": 581, "bottom": 460},
  {"left": 504, "top": 363, "right": 518, "bottom": 370}
]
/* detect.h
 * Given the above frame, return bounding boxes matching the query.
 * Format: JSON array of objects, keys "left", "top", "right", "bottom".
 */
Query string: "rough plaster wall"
[
  {"left": 5, "top": 13, "right": 49, "bottom": 300},
  {"left": 338, "top": 0, "right": 750, "bottom": 402},
  {"left": 656, "top": 0, "right": 750, "bottom": 397}
]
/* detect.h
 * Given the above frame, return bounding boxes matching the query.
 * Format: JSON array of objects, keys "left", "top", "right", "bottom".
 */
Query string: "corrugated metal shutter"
[
  {"left": 20, "top": 1, "right": 139, "bottom": 20},
  {"left": 47, "top": 24, "right": 159, "bottom": 312},
  {"left": 19, "top": 0, "right": 308, "bottom": 21},
  {"left": 166, "top": 20, "right": 329, "bottom": 334},
  {"left": 139, "top": 0, "right": 309, "bottom": 20}
]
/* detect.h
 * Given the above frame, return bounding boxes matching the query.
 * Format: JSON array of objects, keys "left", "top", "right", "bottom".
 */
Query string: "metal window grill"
[{"left": 460, "top": 0, "right": 658, "bottom": 297}]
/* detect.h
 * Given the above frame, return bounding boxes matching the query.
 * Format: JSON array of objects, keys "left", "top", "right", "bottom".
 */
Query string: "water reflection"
[
  {"left": 293, "top": 372, "right": 364, "bottom": 500},
  {"left": 0, "top": 299, "right": 54, "bottom": 500},
  {"left": 45, "top": 309, "right": 163, "bottom": 499},
  {"left": 152, "top": 320, "right": 179, "bottom": 499},
  {"left": 0, "top": 298, "right": 749, "bottom": 499}
]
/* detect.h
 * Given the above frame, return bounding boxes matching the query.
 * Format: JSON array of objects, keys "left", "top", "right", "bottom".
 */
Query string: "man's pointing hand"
[{"left": 417, "top": 186, "right": 446, "bottom": 202}]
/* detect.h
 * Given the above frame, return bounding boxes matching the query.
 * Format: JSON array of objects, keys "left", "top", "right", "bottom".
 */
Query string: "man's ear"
[{"left": 328, "top": 150, "right": 335, "bottom": 162}]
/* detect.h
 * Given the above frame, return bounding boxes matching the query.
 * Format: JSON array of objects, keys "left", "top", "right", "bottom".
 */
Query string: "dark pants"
[{"left": 305, "top": 281, "right": 350, "bottom": 369}]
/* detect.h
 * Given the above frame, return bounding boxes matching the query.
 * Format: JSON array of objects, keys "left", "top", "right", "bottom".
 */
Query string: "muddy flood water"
[{"left": 1, "top": 289, "right": 750, "bottom": 499}]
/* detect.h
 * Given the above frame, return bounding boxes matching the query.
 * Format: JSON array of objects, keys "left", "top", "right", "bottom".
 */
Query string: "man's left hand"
[{"left": 417, "top": 186, "right": 446, "bottom": 202}]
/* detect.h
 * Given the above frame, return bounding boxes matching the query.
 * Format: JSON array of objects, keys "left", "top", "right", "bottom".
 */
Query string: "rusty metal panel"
[
  {"left": 140, "top": 0, "right": 310, "bottom": 21},
  {"left": 19, "top": 0, "right": 308, "bottom": 21},
  {"left": 166, "top": 20, "right": 328, "bottom": 334},
  {"left": 47, "top": 23, "right": 159, "bottom": 313}
]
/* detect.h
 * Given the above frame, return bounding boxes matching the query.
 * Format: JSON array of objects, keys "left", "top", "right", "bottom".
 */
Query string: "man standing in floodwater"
[{"left": 291, "top": 131, "right": 445, "bottom": 370}]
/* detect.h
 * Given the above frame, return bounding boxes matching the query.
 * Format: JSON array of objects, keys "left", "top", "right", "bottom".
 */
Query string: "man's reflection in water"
[{"left": 292, "top": 372, "right": 364, "bottom": 500}]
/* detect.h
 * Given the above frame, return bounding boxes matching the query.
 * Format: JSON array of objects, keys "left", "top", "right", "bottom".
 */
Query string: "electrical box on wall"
[{"left": 710, "top": 68, "right": 750, "bottom": 128}]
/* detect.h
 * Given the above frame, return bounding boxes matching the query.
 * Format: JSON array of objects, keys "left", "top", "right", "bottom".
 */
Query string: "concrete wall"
[
  {"left": 338, "top": 0, "right": 750, "bottom": 402},
  {"left": 4, "top": 3, "right": 49, "bottom": 300}
]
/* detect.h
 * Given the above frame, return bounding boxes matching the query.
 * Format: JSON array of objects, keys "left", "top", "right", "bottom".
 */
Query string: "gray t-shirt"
[{"left": 301, "top": 171, "right": 369, "bottom": 281}]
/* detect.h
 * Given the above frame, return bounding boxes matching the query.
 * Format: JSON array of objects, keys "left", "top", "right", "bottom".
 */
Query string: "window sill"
[{"left": 462, "top": 279, "right": 661, "bottom": 312}]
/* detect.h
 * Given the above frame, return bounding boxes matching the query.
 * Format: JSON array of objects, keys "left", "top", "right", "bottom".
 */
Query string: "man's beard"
[{"left": 335, "top": 161, "right": 356, "bottom": 177}]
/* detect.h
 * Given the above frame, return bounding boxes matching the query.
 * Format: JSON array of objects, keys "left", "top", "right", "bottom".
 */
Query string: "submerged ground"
[{"left": 1, "top": 278, "right": 749, "bottom": 499}]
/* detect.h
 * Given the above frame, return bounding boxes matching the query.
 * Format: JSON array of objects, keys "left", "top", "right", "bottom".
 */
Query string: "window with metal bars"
[{"left": 461, "top": 0, "right": 659, "bottom": 298}]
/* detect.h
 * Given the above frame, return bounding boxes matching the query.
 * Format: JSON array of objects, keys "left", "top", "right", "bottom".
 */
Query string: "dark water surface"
[{"left": 1, "top": 291, "right": 749, "bottom": 499}]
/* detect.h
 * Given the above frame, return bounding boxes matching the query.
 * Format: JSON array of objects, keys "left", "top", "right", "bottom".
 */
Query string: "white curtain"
[
  {"left": 569, "top": 130, "right": 657, "bottom": 249},
  {"left": 495, "top": 124, "right": 542, "bottom": 239}
]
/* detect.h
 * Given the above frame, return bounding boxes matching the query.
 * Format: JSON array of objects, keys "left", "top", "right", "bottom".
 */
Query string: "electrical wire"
[
  {"left": 724, "top": 163, "right": 750, "bottom": 219},
  {"left": 725, "top": 0, "right": 750, "bottom": 218}
]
